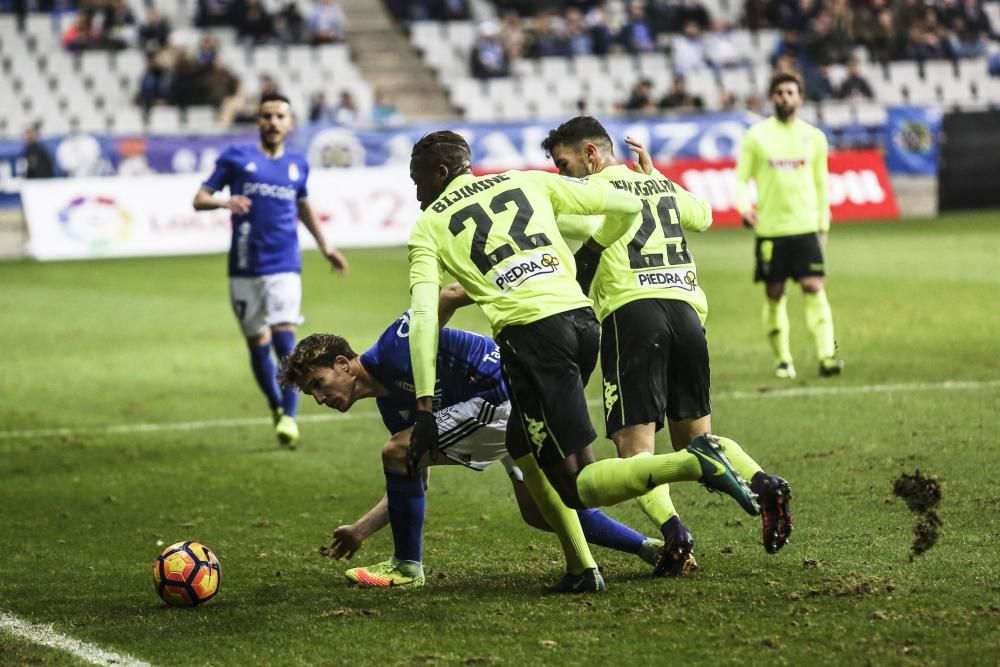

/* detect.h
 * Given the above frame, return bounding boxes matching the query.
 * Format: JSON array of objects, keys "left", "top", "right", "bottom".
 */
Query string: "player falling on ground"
[
  {"left": 278, "top": 295, "right": 666, "bottom": 589},
  {"left": 405, "top": 131, "right": 759, "bottom": 593},
  {"left": 735, "top": 72, "right": 844, "bottom": 380},
  {"left": 541, "top": 116, "right": 793, "bottom": 559},
  {"left": 193, "top": 93, "right": 348, "bottom": 448}
]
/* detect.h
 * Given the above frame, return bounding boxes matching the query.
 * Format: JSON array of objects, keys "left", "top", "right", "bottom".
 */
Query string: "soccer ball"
[{"left": 153, "top": 541, "right": 221, "bottom": 606}]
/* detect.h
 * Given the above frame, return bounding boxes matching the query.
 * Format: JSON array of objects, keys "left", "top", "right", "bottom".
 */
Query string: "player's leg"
[
  {"left": 264, "top": 273, "right": 305, "bottom": 447},
  {"left": 504, "top": 310, "right": 759, "bottom": 518},
  {"left": 602, "top": 302, "right": 693, "bottom": 576},
  {"left": 344, "top": 429, "right": 430, "bottom": 588},
  {"left": 231, "top": 277, "right": 284, "bottom": 419},
  {"left": 758, "top": 236, "right": 795, "bottom": 378},
  {"left": 797, "top": 234, "right": 842, "bottom": 376}
]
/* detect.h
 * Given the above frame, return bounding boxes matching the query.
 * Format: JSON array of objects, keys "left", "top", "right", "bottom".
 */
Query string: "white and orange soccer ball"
[{"left": 153, "top": 541, "right": 221, "bottom": 606}]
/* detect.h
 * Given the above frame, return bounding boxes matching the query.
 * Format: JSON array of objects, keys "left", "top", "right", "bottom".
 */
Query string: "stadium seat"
[
  {"left": 888, "top": 61, "right": 921, "bottom": 87},
  {"left": 820, "top": 101, "right": 853, "bottom": 129},
  {"left": 923, "top": 60, "right": 955, "bottom": 84},
  {"left": 938, "top": 78, "right": 972, "bottom": 105},
  {"left": 958, "top": 57, "right": 989, "bottom": 83},
  {"left": 148, "top": 107, "right": 183, "bottom": 134},
  {"left": 539, "top": 57, "right": 571, "bottom": 82}
]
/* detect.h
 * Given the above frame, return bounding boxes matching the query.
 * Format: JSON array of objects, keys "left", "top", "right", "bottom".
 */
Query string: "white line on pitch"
[
  {"left": 0, "top": 611, "right": 151, "bottom": 667},
  {"left": 0, "top": 379, "right": 997, "bottom": 441}
]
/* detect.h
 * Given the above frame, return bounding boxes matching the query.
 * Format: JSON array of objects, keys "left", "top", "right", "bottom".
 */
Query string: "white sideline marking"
[
  {"left": 0, "top": 611, "right": 151, "bottom": 667},
  {"left": 0, "top": 379, "right": 997, "bottom": 442}
]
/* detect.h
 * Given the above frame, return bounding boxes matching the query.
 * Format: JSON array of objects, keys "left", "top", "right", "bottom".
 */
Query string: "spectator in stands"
[
  {"left": 947, "top": 16, "right": 989, "bottom": 58},
  {"left": 171, "top": 50, "right": 205, "bottom": 107},
  {"left": 770, "top": 29, "right": 807, "bottom": 68},
  {"left": 307, "top": 0, "right": 346, "bottom": 44},
  {"left": 21, "top": 125, "right": 55, "bottom": 179},
  {"left": 196, "top": 33, "right": 220, "bottom": 65},
  {"left": 903, "top": 10, "right": 948, "bottom": 61},
  {"left": 659, "top": 75, "right": 704, "bottom": 111},
  {"left": 866, "top": 7, "right": 904, "bottom": 63},
  {"left": 499, "top": 9, "right": 526, "bottom": 60},
  {"left": 836, "top": 55, "right": 874, "bottom": 100},
  {"left": 704, "top": 20, "right": 748, "bottom": 71},
  {"left": 805, "top": 10, "right": 851, "bottom": 66},
  {"left": 774, "top": 53, "right": 800, "bottom": 76},
  {"left": 781, "top": 0, "right": 818, "bottom": 32},
  {"left": 233, "top": 74, "right": 283, "bottom": 124},
  {"left": 895, "top": 0, "right": 926, "bottom": 38},
  {"left": 61, "top": 13, "right": 100, "bottom": 52},
  {"left": 718, "top": 89, "right": 738, "bottom": 110},
  {"left": 436, "top": 0, "right": 471, "bottom": 21},
  {"left": 308, "top": 91, "right": 335, "bottom": 122},
  {"left": 202, "top": 54, "right": 242, "bottom": 111},
  {"left": 960, "top": 0, "right": 996, "bottom": 39},
  {"left": 526, "top": 9, "right": 568, "bottom": 58},
  {"left": 196, "top": 0, "right": 233, "bottom": 27},
  {"left": 805, "top": 63, "right": 835, "bottom": 101},
  {"left": 138, "top": 51, "right": 172, "bottom": 111},
  {"left": 565, "top": 7, "right": 594, "bottom": 55},
  {"left": 586, "top": 4, "right": 618, "bottom": 55},
  {"left": 138, "top": 7, "right": 171, "bottom": 55},
  {"left": 745, "top": 90, "right": 765, "bottom": 114},
  {"left": 276, "top": 2, "right": 307, "bottom": 43},
  {"left": 851, "top": 0, "right": 888, "bottom": 50},
  {"left": 371, "top": 89, "right": 403, "bottom": 128},
  {"left": 237, "top": 0, "right": 276, "bottom": 44},
  {"left": 672, "top": 21, "right": 708, "bottom": 75},
  {"left": 826, "top": 0, "right": 855, "bottom": 47},
  {"left": 99, "top": 0, "right": 137, "bottom": 50},
  {"left": 621, "top": 1, "right": 656, "bottom": 53},
  {"left": 622, "top": 78, "right": 657, "bottom": 115},
  {"left": 333, "top": 89, "right": 361, "bottom": 125},
  {"left": 470, "top": 20, "right": 510, "bottom": 79}
]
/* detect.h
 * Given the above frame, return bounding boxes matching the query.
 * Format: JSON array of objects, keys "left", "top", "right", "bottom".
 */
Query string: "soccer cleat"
[
  {"left": 751, "top": 472, "right": 794, "bottom": 554},
  {"left": 819, "top": 357, "right": 844, "bottom": 377},
  {"left": 547, "top": 568, "right": 606, "bottom": 594},
  {"left": 775, "top": 361, "right": 797, "bottom": 379},
  {"left": 687, "top": 434, "right": 760, "bottom": 516},
  {"left": 274, "top": 414, "right": 300, "bottom": 449},
  {"left": 653, "top": 516, "right": 697, "bottom": 577},
  {"left": 637, "top": 537, "right": 664, "bottom": 567},
  {"left": 344, "top": 558, "right": 425, "bottom": 588}
]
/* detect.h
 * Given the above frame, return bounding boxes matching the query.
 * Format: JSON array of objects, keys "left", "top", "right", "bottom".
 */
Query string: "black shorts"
[
  {"left": 601, "top": 299, "right": 711, "bottom": 436},
  {"left": 497, "top": 307, "right": 599, "bottom": 467},
  {"left": 754, "top": 232, "right": 825, "bottom": 283}
]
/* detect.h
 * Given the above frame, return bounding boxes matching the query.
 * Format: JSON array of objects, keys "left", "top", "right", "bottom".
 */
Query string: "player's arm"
[
  {"left": 734, "top": 131, "right": 757, "bottom": 229},
  {"left": 330, "top": 495, "right": 389, "bottom": 560},
  {"left": 673, "top": 183, "right": 713, "bottom": 233},
  {"left": 407, "top": 220, "right": 442, "bottom": 475},
  {"left": 193, "top": 151, "right": 251, "bottom": 214},
  {"left": 439, "top": 282, "right": 474, "bottom": 327},
  {"left": 297, "top": 199, "right": 348, "bottom": 274},
  {"left": 813, "top": 130, "right": 831, "bottom": 245}
]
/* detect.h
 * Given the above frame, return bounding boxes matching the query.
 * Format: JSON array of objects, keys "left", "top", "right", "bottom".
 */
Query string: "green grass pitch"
[{"left": 1, "top": 211, "right": 998, "bottom": 666}]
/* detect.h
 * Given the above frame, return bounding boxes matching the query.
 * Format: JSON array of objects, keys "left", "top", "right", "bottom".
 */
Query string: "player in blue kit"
[
  {"left": 278, "top": 290, "right": 667, "bottom": 589},
  {"left": 193, "top": 93, "right": 348, "bottom": 448}
]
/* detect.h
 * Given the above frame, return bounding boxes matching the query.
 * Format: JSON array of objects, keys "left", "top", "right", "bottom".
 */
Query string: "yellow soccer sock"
[
  {"left": 804, "top": 290, "right": 836, "bottom": 360},
  {"left": 515, "top": 454, "right": 597, "bottom": 574},
  {"left": 763, "top": 296, "right": 792, "bottom": 364},
  {"left": 715, "top": 435, "right": 763, "bottom": 482},
  {"left": 576, "top": 452, "right": 701, "bottom": 508},
  {"left": 630, "top": 453, "right": 678, "bottom": 528}
]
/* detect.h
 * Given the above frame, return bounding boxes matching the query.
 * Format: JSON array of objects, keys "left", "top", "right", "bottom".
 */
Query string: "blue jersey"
[
  {"left": 360, "top": 312, "right": 508, "bottom": 435},
  {"left": 203, "top": 144, "right": 310, "bottom": 277}
]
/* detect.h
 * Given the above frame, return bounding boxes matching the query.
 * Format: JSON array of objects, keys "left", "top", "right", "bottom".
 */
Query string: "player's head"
[
  {"left": 409, "top": 131, "right": 472, "bottom": 210},
  {"left": 541, "top": 116, "right": 615, "bottom": 178},
  {"left": 769, "top": 72, "right": 804, "bottom": 121},
  {"left": 278, "top": 333, "right": 362, "bottom": 412},
  {"left": 258, "top": 93, "right": 294, "bottom": 150}
]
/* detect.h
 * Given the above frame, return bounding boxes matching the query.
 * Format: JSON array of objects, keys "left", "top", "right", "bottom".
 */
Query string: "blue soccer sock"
[
  {"left": 385, "top": 470, "right": 426, "bottom": 564},
  {"left": 576, "top": 508, "right": 646, "bottom": 555},
  {"left": 248, "top": 342, "right": 282, "bottom": 412},
  {"left": 270, "top": 329, "right": 299, "bottom": 418}
]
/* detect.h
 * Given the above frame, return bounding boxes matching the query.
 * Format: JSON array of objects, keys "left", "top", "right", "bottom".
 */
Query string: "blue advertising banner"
[{"left": 884, "top": 106, "right": 942, "bottom": 176}]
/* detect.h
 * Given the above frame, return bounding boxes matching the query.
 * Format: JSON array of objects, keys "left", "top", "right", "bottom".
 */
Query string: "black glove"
[
  {"left": 573, "top": 244, "right": 602, "bottom": 295},
  {"left": 406, "top": 410, "right": 438, "bottom": 478}
]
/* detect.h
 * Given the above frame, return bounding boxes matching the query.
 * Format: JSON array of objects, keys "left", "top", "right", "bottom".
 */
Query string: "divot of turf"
[{"left": 892, "top": 469, "right": 943, "bottom": 558}]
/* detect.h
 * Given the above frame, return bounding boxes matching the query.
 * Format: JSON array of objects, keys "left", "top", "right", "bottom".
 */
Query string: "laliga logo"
[
  {"left": 493, "top": 252, "right": 561, "bottom": 292},
  {"left": 57, "top": 195, "right": 134, "bottom": 248}
]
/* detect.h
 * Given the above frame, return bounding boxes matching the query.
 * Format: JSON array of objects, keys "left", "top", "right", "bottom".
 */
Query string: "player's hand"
[
  {"left": 226, "top": 195, "right": 252, "bottom": 215},
  {"left": 329, "top": 525, "right": 364, "bottom": 560},
  {"left": 625, "top": 136, "right": 654, "bottom": 175},
  {"left": 741, "top": 210, "right": 758, "bottom": 229},
  {"left": 406, "top": 410, "right": 438, "bottom": 478},
  {"left": 324, "top": 246, "right": 349, "bottom": 275}
]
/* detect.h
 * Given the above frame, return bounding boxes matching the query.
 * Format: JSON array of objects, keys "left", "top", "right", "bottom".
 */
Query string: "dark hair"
[
  {"left": 278, "top": 333, "right": 357, "bottom": 389},
  {"left": 411, "top": 130, "right": 472, "bottom": 174},
  {"left": 259, "top": 93, "right": 292, "bottom": 110},
  {"left": 769, "top": 72, "right": 804, "bottom": 96},
  {"left": 541, "top": 116, "right": 614, "bottom": 157}
]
